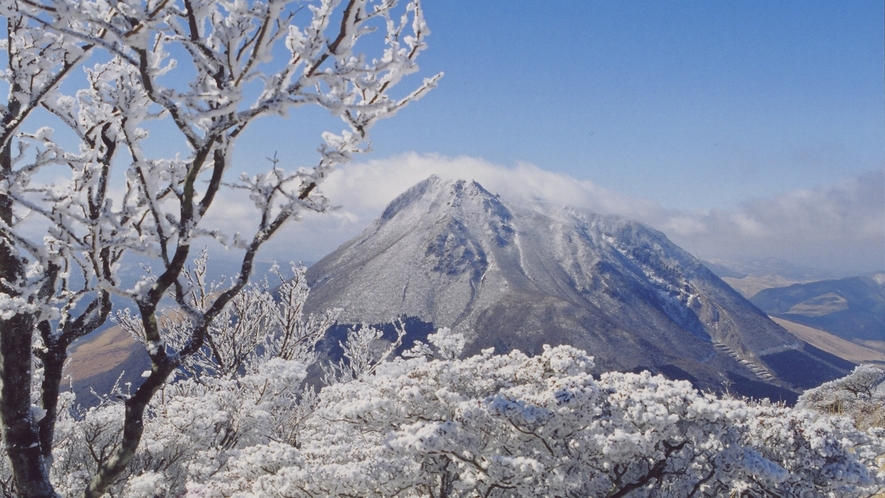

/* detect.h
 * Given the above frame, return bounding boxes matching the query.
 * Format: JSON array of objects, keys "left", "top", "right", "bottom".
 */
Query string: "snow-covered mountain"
[{"left": 305, "top": 176, "right": 850, "bottom": 399}]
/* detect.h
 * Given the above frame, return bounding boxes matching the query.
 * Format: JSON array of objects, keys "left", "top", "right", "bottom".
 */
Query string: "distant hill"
[
  {"left": 305, "top": 176, "right": 850, "bottom": 401},
  {"left": 750, "top": 274, "right": 885, "bottom": 343},
  {"left": 66, "top": 324, "right": 150, "bottom": 405}
]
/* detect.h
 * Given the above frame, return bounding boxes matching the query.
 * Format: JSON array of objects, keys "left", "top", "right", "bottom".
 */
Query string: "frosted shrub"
[
  {"left": 45, "top": 358, "right": 314, "bottom": 497},
  {"left": 37, "top": 260, "right": 332, "bottom": 497},
  {"left": 798, "top": 365, "right": 885, "bottom": 430},
  {"left": 197, "top": 345, "right": 884, "bottom": 497}
]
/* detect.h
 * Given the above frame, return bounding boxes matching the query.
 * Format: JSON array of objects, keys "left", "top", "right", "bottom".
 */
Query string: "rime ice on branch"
[{"left": 0, "top": 1, "right": 439, "bottom": 496}]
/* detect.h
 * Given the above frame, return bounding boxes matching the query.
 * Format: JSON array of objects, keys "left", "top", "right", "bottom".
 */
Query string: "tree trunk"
[
  {"left": 82, "top": 360, "right": 176, "bottom": 498},
  {"left": 0, "top": 314, "right": 56, "bottom": 498},
  {"left": 37, "top": 333, "right": 68, "bottom": 465}
]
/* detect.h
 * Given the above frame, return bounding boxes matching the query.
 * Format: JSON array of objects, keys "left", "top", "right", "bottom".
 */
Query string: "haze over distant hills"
[
  {"left": 703, "top": 258, "right": 838, "bottom": 299},
  {"left": 703, "top": 258, "right": 837, "bottom": 282},
  {"left": 305, "top": 176, "right": 851, "bottom": 401}
]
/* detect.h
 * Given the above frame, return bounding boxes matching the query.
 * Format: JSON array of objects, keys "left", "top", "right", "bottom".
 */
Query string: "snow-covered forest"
[{"left": 9, "top": 264, "right": 884, "bottom": 497}]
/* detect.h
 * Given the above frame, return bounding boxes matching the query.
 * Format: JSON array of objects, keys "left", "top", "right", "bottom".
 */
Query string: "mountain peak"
[{"left": 379, "top": 176, "right": 505, "bottom": 223}]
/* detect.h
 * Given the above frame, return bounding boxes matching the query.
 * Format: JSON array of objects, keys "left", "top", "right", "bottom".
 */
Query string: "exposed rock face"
[{"left": 306, "top": 176, "right": 850, "bottom": 399}]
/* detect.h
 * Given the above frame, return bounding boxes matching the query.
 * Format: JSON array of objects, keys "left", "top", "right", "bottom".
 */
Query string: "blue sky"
[
  {"left": 357, "top": 1, "right": 883, "bottom": 210},
  {"left": 230, "top": 0, "right": 884, "bottom": 276}
]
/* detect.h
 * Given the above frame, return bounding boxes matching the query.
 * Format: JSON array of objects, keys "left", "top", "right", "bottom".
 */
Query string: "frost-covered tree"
[
  {"left": 191, "top": 341, "right": 884, "bottom": 497},
  {"left": 40, "top": 261, "right": 334, "bottom": 496},
  {"left": 798, "top": 364, "right": 885, "bottom": 430},
  {"left": 0, "top": 0, "right": 438, "bottom": 495}
]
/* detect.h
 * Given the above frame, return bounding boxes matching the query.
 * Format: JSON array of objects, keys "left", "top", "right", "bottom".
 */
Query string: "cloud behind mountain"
[{"left": 254, "top": 154, "right": 882, "bottom": 276}]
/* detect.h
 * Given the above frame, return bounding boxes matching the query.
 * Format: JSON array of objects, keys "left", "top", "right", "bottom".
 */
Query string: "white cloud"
[
  {"left": 319, "top": 152, "right": 662, "bottom": 218},
  {"left": 659, "top": 170, "right": 885, "bottom": 274},
  {"left": 254, "top": 153, "right": 883, "bottom": 276}
]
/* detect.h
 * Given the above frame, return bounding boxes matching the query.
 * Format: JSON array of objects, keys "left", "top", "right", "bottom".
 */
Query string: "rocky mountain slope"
[{"left": 305, "top": 176, "right": 849, "bottom": 400}]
